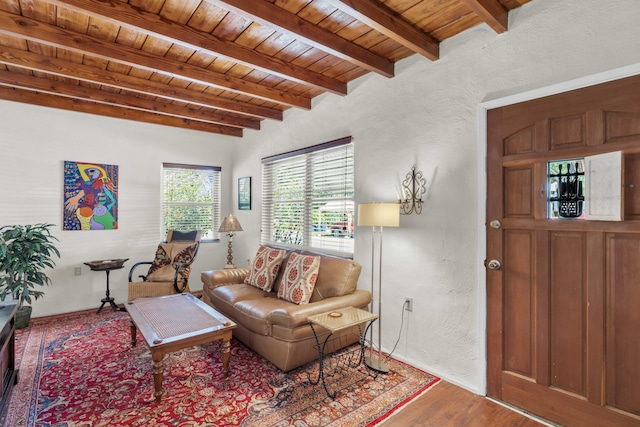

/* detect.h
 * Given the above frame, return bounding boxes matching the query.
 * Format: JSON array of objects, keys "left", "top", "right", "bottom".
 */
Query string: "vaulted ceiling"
[{"left": 0, "top": 0, "right": 531, "bottom": 137}]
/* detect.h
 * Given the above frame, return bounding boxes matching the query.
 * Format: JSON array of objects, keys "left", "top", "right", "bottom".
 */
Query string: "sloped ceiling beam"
[
  {"left": 461, "top": 0, "right": 508, "bottom": 33},
  {"left": 0, "top": 86, "right": 243, "bottom": 136},
  {"left": 0, "top": 46, "right": 282, "bottom": 120},
  {"left": 0, "top": 10, "right": 311, "bottom": 109},
  {"left": 325, "top": 0, "right": 440, "bottom": 61},
  {"left": 0, "top": 70, "right": 260, "bottom": 129},
  {"left": 47, "top": 0, "right": 348, "bottom": 96},
  {"left": 207, "top": 0, "right": 395, "bottom": 78}
]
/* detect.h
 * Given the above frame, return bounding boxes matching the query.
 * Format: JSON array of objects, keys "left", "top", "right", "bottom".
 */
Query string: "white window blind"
[
  {"left": 162, "top": 163, "right": 221, "bottom": 241},
  {"left": 262, "top": 137, "right": 354, "bottom": 256}
]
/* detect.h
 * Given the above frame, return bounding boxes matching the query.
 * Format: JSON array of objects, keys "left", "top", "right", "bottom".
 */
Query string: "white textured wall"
[
  {"left": 232, "top": 0, "right": 640, "bottom": 393},
  {"left": 0, "top": 104, "right": 238, "bottom": 317}
]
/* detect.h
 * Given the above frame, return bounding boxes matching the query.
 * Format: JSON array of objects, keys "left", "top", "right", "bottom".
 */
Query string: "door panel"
[
  {"left": 504, "top": 168, "right": 534, "bottom": 217},
  {"left": 549, "top": 113, "right": 587, "bottom": 150},
  {"left": 605, "top": 111, "right": 640, "bottom": 144},
  {"left": 549, "top": 232, "right": 586, "bottom": 396},
  {"left": 606, "top": 234, "right": 640, "bottom": 416},
  {"left": 624, "top": 153, "right": 640, "bottom": 219},
  {"left": 504, "top": 126, "right": 535, "bottom": 155},
  {"left": 504, "top": 230, "right": 534, "bottom": 377},
  {"left": 487, "top": 74, "right": 640, "bottom": 426}
]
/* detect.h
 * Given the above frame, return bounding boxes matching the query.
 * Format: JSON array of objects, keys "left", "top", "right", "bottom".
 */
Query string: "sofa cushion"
[
  {"left": 244, "top": 245, "right": 286, "bottom": 291},
  {"left": 277, "top": 253, "right": 321, "bottom": 304},
  {"left": 146, "top": 242, "right": 198, "bottom": 282},
  {"left": 306, "top": 253, "right": 362, "bottom": 302},
  {"left": 208, "top": 283, "right": 270, "bottom": 318},
  {"left": 232, "top": 296, "right": 285, "bottom": 336}
]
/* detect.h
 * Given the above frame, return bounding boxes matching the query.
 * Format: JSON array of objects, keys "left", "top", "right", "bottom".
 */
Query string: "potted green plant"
[{"left": 0, "top": 223, "right": 60, "bottom": 329}]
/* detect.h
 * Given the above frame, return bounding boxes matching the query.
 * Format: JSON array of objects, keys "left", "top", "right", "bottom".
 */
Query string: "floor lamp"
[
  {"left": 218, "top": 214, "right": 243, "bottom": 269},
  {"left": 357, "top": 202, "right": 399, "bottom": 373}
]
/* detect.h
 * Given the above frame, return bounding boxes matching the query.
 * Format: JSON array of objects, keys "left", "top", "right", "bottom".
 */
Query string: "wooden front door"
[{"left": 486, "top": 75, "right": 640, "bottom": 427}]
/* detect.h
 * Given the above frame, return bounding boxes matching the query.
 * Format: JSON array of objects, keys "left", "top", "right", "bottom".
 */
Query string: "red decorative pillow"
[
  {"left": 244, "top": 246, "right": 286, "bottom": 291},
  {"left": 146, "top": 242, "right": 198, "bottom": 282},
  {"left": 277, "top": 253, "right": 321, "bottom": 305}
]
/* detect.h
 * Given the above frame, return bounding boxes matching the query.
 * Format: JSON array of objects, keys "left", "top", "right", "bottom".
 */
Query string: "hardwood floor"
[{"left": 381, "top": 381, "right": 550, "bottom": 426}]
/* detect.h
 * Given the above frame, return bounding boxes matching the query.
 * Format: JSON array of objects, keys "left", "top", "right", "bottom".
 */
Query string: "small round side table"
[{"left": 84, "top": 258, "right": 129, "bottom": 313}]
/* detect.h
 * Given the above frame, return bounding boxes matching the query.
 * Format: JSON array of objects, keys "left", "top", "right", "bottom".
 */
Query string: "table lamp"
[{"left": 218, "top": 214, "right": 243, "bottom": 268}]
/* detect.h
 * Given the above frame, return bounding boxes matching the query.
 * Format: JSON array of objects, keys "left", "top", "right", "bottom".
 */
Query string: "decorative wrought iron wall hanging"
[{"left": 398, "top": 165, "right": 426, "bottom": 215}]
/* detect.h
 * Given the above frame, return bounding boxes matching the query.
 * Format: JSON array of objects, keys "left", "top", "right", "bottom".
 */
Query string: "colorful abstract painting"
[{"left": 63, "top": 161, "right": 118, "bottom": 230}]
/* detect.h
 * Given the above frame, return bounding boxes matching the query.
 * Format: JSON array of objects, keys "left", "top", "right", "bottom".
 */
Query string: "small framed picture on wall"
[{"left": 238, "top": 177, "right": 251, "bottom": 210}]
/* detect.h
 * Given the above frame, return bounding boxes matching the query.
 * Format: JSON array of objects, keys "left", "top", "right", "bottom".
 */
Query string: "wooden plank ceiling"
[{"left": 0, "top": 0, "right": 531, "bottom": 137}]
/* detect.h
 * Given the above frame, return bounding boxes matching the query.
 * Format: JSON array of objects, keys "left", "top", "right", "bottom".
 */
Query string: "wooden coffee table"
[{"left": 125, "top": 293, "right": 237, "bottom": 402}]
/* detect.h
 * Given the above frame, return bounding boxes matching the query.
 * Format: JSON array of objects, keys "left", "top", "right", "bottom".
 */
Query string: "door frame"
[{"left": 475, "top": 62, "right": 640, "bottom": 395}]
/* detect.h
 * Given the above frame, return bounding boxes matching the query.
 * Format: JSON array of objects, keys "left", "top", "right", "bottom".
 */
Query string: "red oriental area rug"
[{"left": 3, "top": 309, "right": 439, "bottom": 426}]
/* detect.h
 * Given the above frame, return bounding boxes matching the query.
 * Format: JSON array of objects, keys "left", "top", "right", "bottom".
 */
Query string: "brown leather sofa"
[{"left": 200, "top": 249, "right": 370, "bottom": 372}]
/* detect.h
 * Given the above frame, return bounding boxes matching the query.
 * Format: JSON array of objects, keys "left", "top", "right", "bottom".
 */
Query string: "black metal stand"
[
  {"left": 98, "top": 270, "right": 121, "bottom": 313},
  {"left": 308, "top": 321, "right": 376, "bottom": 398}
]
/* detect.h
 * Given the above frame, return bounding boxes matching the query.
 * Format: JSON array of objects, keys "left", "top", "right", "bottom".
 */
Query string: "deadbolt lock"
[{"left": 487, "top": 259, "right": 502, "bottom": 270}]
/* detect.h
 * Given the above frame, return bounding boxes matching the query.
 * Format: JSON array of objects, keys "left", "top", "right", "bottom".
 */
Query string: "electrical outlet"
[
  {"left": 74, "top": 267, "right": 82, "bottom": 276},
  {"left": 404, "top": 297, "right": 413, "bottom": 312}
]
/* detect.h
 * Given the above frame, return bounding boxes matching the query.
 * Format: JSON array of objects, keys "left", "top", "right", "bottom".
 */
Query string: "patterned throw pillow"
[
  {"left": 277, "top": 252, "right": 321, "bottom": 305},
  {"left": 244, "top": 246, "right": 286, "bottom": 291},
  {"left": 146, "top": 242, "right": 198, "bottom": 282}
]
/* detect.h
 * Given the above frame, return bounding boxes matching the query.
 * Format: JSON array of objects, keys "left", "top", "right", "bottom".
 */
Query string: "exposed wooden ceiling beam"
[
  {"left": 325, "top": 0, "right": 439, "bottom": 61},
  {"left": 461, "top": 0, "right": 508, "bottom": 33},
  {"left": 0, "top": 86, "right": 243, "bottom": 136},
  {"left": 207, "top": 0, "right": 395, "bottom": 78},
  {"left": 46, "top": 0, "right": 348, "bottom": 96},
  {"left": 0, "top": 70, "right": 260, "bottom": 129},
  {"left": 0, "top": 0, "right": 530, "bottom": 139},
  {"left": 0, "top": 46, "right": 282, "bottom": 120},
  {"left": 0, "top": 10, "right": 311, "bottom": 109}
]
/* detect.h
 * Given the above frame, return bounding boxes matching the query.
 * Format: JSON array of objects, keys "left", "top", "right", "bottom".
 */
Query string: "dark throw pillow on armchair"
[{"left": 146, "top": 242, "right": 198, "bottom": 283}]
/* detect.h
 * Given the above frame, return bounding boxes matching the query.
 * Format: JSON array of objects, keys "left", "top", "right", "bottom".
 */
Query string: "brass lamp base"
[
  {"left": 364, "top": 355, "right": 389, "bottom": 373},
  {"left": 224, "top": 234, "right": 235, "bottom": 269}
]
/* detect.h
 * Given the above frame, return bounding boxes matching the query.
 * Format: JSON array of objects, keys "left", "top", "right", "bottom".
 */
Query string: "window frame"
[
  {"left": 261, "top": 136, "right": 355, "bottom": 257},
  {"left": 162, "top": 162, "right": 222, "bottom": 242}
]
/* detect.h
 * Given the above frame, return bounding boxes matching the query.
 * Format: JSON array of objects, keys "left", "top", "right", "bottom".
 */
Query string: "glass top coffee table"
[{"left": 125, "top": 293, "right": 237, "bottom": 403}]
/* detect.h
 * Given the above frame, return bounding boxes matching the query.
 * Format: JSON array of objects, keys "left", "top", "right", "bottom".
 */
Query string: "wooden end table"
[
  {"left": 307, "top": 306, "right": 378, "bottom": 398},
  {"left": 125, "top": 293, "right": 237, "bottom": 403}
]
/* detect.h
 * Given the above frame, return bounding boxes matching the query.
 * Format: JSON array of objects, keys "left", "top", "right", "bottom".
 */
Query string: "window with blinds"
[
  {"left": 162, "top": 163, "right": 221, "bottom": 242},
  {"left": 261, "top": 137, "right": 354, "bottom": 256}
]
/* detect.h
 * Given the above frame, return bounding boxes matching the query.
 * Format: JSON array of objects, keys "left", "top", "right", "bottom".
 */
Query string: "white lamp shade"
[{"left": 357, "top": 203, "right": 400, "bottom": 227}]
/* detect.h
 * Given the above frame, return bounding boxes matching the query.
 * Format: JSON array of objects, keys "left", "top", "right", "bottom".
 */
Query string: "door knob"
[{"left": 487, "top": 259, "right": 502, "bottom": 270}]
